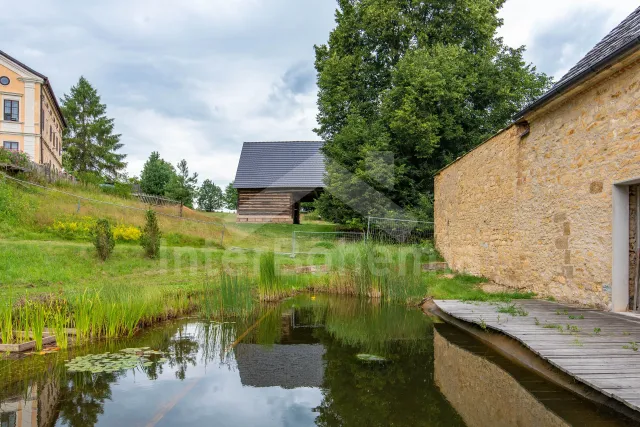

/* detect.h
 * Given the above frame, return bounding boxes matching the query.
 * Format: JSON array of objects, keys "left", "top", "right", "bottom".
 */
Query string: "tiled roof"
[
  {"left": 554, "top": 6, "right": 640, "bottom": 88},
  {"left": 233, "top": 141, "right": 325, "bottom": 189},
  {"left": 517, "top": 6, "right": 640, "bottom": 118}
]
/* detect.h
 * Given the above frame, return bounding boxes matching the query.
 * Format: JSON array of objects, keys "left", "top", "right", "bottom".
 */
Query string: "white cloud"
[{"left": 1, "top": 0, "right": 637, "bottom": 188}]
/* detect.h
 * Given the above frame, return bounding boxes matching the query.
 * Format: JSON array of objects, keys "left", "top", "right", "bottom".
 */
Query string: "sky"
[{"left": 0, "top": 0, "right": 637, "bottom": 188}]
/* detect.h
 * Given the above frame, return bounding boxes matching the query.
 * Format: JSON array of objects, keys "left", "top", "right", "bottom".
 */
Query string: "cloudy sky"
[{"left": 1, "top": 0, "right": 637, "bottom": 187}]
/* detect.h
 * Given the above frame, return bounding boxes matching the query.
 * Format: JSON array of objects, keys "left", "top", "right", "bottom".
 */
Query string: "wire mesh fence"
[
  {"left": 366, "top": 216, "right": 434, "bottom": 244},
  {"left": 291, "top": 231, "right": 365, "bottom": 256}
]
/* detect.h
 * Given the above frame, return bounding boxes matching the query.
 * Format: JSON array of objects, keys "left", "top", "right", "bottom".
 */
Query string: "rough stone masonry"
[{"left": 434, "top": 50, "right": 640, "bottom": 309}]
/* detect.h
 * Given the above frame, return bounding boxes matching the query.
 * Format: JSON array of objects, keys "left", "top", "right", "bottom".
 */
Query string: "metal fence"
[
  {"left": 132, "top": 192, "right": 181, "bottom": 208},
  {"left": 366, "top": 216, "right": 434, "bottom": 244},
  {"left": 291, "top": 231, "right": 365, "bottom": 256}
]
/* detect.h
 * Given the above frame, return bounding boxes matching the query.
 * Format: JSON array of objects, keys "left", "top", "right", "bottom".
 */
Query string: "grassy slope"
[{"left": 0, "top": 177, "right": 531, "bottom": 303}]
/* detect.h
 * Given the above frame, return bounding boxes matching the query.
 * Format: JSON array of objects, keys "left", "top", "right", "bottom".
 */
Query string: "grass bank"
[{"left": 0, "top": 239, "right": 533, "bottom": 350}]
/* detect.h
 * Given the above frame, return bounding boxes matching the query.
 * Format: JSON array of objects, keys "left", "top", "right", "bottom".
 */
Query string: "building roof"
[
  {"left": 516, "top": 6, "right": 640, "bottom": 119},
  {"left": 234, "top": 141, "right": 326, "bottom": 189},
  {"left": 235, "top": 344, "right": 325, "bottom": 389},
  {"left": 0, "top": 49, "right": 67, "bottom": 128}
]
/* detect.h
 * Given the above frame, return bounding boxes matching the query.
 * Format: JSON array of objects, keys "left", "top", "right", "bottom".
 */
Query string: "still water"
[{"left": 0, "top": 295, "right": 636, "bottom": 426}]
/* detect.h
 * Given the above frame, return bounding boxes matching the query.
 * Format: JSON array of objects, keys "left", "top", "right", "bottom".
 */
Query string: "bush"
[
  {"left": 91, "top": 219, "right": 115, "bottom": 261},
  {"left": 141, "top": 209, "right": 161, "bottom": 258},
  {"left": 100, "top": 182, "right": 132, "bottom": 199},
  {"left": 0, "top": 148, "right": 30, "bottom": 168}
]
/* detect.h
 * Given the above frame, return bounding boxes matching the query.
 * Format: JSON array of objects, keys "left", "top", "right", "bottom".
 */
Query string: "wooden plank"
[{"left": 434, "top": 299, "right": 640, "bottom": 413}]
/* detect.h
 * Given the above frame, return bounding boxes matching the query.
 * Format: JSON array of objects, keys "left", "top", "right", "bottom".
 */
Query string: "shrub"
[
  {"left": 91, "top": 218, "right": 115, "bottom": 261},
  {"left": 141, "top": 209, "right": 161, "bottom": 258},
  {"left": 113, "top": 224, "right": 142, "bottom": 242},
  {"left": 0, "top": 148, "right": 30, "bottom": 168}
]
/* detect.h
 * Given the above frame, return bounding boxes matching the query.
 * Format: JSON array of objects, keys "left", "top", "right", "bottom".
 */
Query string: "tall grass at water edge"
[{"left": 324, "top": 243, "right": 425, "bottom": 302}]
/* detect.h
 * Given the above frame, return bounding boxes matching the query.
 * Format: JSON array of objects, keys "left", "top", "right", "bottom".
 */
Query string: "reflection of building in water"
[
  {"left": 0, "top": 381, "right": 59, "bottom": 427},
  {"left": 235, "top": 344, "right": 325, "bottom": 389},
  {"left": 433, "top": 324, "right": 634, "bottom": 427},
  {"left": 235, "top": 309, "right": 325, "bottom": 389}
]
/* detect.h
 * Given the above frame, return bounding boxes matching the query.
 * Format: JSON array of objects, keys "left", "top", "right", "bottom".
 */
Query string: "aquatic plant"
[
  {"left": 66, "top": 348, "right": 167, "bottom": 374},
  {"left": 51, "top": 307, "right": 69, "bottom": 349},
  {"left": 31, "top": 304, "right": 45, "bottom": 351},
  {"left": 356, "top": 353, "right": 387, "bottom": 363}
]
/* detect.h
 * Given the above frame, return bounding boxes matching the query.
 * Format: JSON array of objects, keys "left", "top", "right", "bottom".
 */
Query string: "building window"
[
  {"left": 0, "top": 76, "right": 9, "bottom": 85},
  {"left": 3, "top": 141, "right": 19, "bottom": 151},
  {"left": 3, "top": 100, "right": 18, "bottom": 121}
]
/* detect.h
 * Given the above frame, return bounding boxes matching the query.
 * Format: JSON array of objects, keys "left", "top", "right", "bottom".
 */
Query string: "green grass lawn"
[{"left": 0, "top": 238, "right": 532, "bottom": 304}]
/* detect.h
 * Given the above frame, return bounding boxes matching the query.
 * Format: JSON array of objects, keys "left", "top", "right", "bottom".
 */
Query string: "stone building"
[{"left": 434, "top": 7, "right": 640, "bottom": 311}]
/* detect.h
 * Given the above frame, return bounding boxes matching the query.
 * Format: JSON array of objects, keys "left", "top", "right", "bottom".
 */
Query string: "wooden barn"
[{"left": 233, "top": 141, "right": 325, "bottom": 224}]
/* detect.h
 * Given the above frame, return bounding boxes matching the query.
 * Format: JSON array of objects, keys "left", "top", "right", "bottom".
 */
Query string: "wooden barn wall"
[{"left": 237, "top": 189, "right": 293, "bottom": 223}]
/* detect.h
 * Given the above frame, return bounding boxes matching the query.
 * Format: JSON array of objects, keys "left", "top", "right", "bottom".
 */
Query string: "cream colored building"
[
  {"left": 434, "top": 7, "right": 640, "bottom": 311},
  {"left": 0, "top": 50, "right": 66, "bottom": 171}
]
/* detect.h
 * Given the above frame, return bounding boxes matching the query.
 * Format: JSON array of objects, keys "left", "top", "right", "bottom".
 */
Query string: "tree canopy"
[
  {"left": 314, "top": 0, "right": 551, "bottom": 224},
  {"left": 165, "top": 159, "right": 198, "bottom": 208},
  {"left": 61, "top": 76, "right": 126, "bottom": 180},
  {"left": 140, "top": 152, "right": 177, "bottom": 196},
  {"left": 197, "top": 179, "right": 224, "bottom": 212},
  {"left": 223, "top": 182, "right": 238, "bottom": 210}
]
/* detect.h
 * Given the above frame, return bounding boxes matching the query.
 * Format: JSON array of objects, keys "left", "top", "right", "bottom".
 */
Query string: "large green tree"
[
  {"left": 139, "top": 151, "right": 176, "bottom": 195},
  {"left": 223, "top": 181, "right": 238, "bottom": 210},
  {"left": 61, "top": 76, "right": 126, "bottom": 179},
  {"left": 164, "top": 159, "right": 198, "bottom": 207},
  {"left": 314, "top": 0, "right": 551, "bottom": 223},
  {"left": 197, "top": 179, "right": 224, "bottom": 212}
]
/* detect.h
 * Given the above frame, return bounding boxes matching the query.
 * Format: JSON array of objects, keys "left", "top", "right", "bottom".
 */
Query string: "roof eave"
[
  {"left": 0, "top": 50, "right": 67, "bottom": 128},
  {"left": 514, "top": 36, "right": 640, "bottom": 121}
]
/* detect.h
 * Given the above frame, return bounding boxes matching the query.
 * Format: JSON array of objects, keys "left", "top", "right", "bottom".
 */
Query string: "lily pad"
[
  {"left": 65, "top": 349, "right": 168, "bottom": 374},
  {"left": 356, "top": 353, "right": 387, "bottom": 363}
]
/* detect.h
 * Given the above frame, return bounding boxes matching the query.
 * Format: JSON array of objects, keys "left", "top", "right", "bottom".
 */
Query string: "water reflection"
[
  {"left": 433, "top": 323, "right": 637, "bottom": 427},
  {"left": 0, "top": 295, "right": 635, "bottom": 426}
]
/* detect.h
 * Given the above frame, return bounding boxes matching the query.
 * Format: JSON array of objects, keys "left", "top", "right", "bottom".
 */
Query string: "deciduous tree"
[
  {"left": 314, "top": 0, "right": 551, "bottom": 223},
  {"left": 197, "top": 179, "right": 224, "bottom": 212},
  {"left": 140, "top": 152, "right": 176, "bottom": 196},
  {"left": 223, "top": 181, "right": 238, "bottom": 210}
]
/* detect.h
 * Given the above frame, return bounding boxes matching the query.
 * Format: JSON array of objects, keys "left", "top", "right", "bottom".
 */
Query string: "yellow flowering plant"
[{"left": 112, "top": 225, "right": 142, "bottom": 242}]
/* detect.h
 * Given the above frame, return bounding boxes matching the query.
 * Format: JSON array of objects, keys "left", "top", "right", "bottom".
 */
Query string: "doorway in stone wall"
[{"left": 631, "top": 185, "right": 640, "bottom": 311}]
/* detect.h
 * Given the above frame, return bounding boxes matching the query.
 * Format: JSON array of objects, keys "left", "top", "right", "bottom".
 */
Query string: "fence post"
[
  {"left": 76, "top": 199, "right": 81, "bottom": 214},
  {"left": 291, "top": 231, "right": 296, "bottom": 258},
  {"left": 366, "top": 216, "right": 371, "bottom": 242}
]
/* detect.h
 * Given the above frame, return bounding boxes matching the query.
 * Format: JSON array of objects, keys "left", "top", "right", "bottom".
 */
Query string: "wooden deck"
[{"left": 434, "top": 299, "right": 640, "bottom": 413}]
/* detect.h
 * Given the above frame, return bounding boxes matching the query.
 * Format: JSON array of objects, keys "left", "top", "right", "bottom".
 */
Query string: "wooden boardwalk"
[{"left": 434, "top": 299, "right": 640, "bottom": 412}]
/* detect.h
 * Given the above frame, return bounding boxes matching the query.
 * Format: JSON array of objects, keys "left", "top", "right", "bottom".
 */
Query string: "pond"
[{"left": 0, "top": 295, "right": 636, "bottom": 426}]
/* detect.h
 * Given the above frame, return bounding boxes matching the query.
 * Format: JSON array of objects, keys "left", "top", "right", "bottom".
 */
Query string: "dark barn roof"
[
  {"left": 234, "top": 141, "right": 325, "bottom": 189},
  {"left": 517, "top": 6, "right": 640, "bottom": 118}
]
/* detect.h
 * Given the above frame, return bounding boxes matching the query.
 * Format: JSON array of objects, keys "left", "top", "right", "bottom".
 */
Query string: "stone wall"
[
  {"left": 434, "top": 330, "right": 569, "bottom": 427},
  {"left": 435, "top": 51, "right": 640, "bottom": 308}
]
